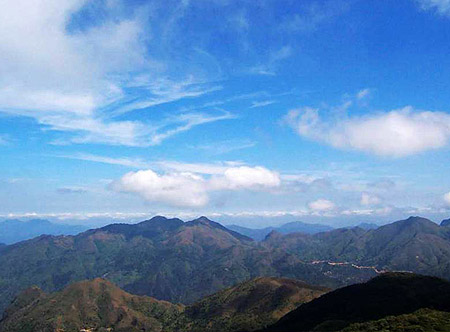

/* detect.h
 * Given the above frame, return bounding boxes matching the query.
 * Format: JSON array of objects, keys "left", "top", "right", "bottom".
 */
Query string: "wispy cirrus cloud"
[
  {"left": 189, "top": 139, "right": 256, "bottom": 155},
  {"left": 417, "top": 0, "right": 450, "bottom": 16},
  {"left": 0, "top": 0, "right": 231, "bottom": 147}
]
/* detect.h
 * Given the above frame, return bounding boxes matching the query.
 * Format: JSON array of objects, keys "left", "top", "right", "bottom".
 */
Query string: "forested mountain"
[
  {"left": 263, "top": 216, "right": 450, "bottom": 278},
  {"left": 0, "top": 216, "right": 374, "bottom": 315},
  {"left": 0, "top": 277, "right": 327, "bottom": 332}
]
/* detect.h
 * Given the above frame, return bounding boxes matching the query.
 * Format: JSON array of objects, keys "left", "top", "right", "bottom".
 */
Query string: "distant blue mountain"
[
  {"left": 227, "top": 221, "right": 334, "bottom": 241},
  {"left": 441, "top": 218, "right": 450, "bottom": 227},
  {"left": 351, "top": 222, "right": 379, "bottom": 230},
  {"left": 0, "top": 219, "right": 88, "bottom": 245}
]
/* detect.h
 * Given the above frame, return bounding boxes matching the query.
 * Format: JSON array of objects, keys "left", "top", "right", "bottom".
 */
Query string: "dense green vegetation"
[
  {"left": 342, "top": 309, "right": 450, "bottom": 332},
  {"left": 263, "top": 273, "right": 450, "bottom": 332},
  {"left": 184, "top": 277, "right": 328, "bottom": 332},
  {"left": 0, "top": 277, "right": 327, "bottom": 332}
]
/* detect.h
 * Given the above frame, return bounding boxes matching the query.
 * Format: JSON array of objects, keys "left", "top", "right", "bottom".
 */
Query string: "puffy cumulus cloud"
[
  {"left": 308, "top": 199, "right": 335, "bottom": 212},
  {"left": 113, "top": 166, "right": 281, "bottom": 208},
  {"left": 444, "top": 192, "right": 450, "bottom": 205},
  {"left": 285, "top": 106, "right": 450, "bottom": 157},
  {"left": 360, "top": 192, "right": 381, "bottom": 206},
  {"left": 211, "top": 166, "right": 281, "bottom": 190},
  {"left": 112, "top": 170, "right": 209, "bottom": 208},
  {"left": 418, "top": 0, "right": 450, "bottom": 16}
]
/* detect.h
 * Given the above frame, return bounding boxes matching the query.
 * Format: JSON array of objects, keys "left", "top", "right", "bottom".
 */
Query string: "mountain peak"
[
  {"left": 191, "top": 216, "right": 213, "bottom": 225},
  {"left": 185, "top": 216, "right": 253, "bottom": 242}
]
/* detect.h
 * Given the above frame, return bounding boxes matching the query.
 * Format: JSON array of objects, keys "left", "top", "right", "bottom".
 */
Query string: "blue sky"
[{"left": 1, "top": 0, "right": 450, "bottom": 227}]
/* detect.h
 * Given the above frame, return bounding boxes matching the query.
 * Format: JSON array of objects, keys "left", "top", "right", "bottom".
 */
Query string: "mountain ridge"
[{"left": 0, "top": 276, "right": 328, "bottom": 332}]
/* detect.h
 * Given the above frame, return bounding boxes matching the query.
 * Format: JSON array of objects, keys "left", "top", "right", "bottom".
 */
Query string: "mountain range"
[
  {"left": 227, "top": 221, "right": 334, "bottom": 241},
  {"left": 263, "top": 216, "right": 450, "bottom": 279},
  {"left": 0, "top": 216, "right": 377, "bottom": 315},
  {"left": 1, "top": 215, "right": 450, "bottom": 323},
  {"left": 0, "top": 219, "right": 87, "bottom": 244},
  {"left": 0, "top": 276, "right": 327, "bottom": 332}
]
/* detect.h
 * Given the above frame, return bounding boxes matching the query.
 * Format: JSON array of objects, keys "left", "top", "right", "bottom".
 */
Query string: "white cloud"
[
  {"left": 189, "top": 140, "right": 256, "bottom": 155},
  {"left": 360, "top": 192, "right": 381, "bottom": 206},
  {"left": 250, "top": 100, "right": 276, "bottom": 108},
  {"left": 210, "top": 166, "right": 281, "bottom": 190},
  {"left": 418, "top": 0, "right": 450, "bottom": 16},
  {"left": 444, "top": 192, "right": 450, "bottom": 205},
  {"left": 308, "top": 199, "right": 335, "bottom": 211},
  {"left": 0, "top": 0, "right": 227, "bottom": 146},
  {"left": 112, "top": 170, "right": 209, "bottom": 208},
  {"left": 285, "top": 106, "right": 450, "bottom": 157},
  {"left": 249, "top": 46, "right": 292, "bottom": 76},
  {"left": 113, "top": 166, "right": 281, "bottom": 208},
  {"left": 62, "top": 153, "right": 152, "bottom": 169},
  {"left": 356, "top": 88, "right": 371, "bottom": 100}
]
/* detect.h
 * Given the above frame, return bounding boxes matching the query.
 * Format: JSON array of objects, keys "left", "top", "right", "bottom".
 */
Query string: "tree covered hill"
[
  {"left": 0, "top": 277, "right": 328, "bottom": 332},
  {"left": 263, "top": 216, "right": 450, "bottom": 278}
]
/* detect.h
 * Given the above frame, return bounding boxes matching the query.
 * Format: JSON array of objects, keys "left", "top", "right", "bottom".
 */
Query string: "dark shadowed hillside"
[
  {"left": 262, "top": 273, "right": 450, "bottom": 332},
  {"left": 342, "top": 308, "right": 450, "bottom": 332}
]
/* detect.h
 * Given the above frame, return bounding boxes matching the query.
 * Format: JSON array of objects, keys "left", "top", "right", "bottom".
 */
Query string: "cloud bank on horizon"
[{"left": 0, "top": 0, "right": 450, "bottom": 225}]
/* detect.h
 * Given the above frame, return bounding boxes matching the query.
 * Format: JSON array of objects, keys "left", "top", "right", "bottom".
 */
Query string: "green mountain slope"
[
  {"left": 0, "top": 216, "right": 373, "bottom": 315},
  {"left": 0, "top": 278, "right": 183, "bottom": 332},
  {"left": 0, "top": 277, "right": 328, "bottom": 332},
  {"left": 263, "top": 216, "right": 450, "bottom": 277},
  {"left": 262, "top": 273, "right": 450, "bottom": 332},
  {"left": 184, "top": 277, "right": 329, "bottom": 332}
]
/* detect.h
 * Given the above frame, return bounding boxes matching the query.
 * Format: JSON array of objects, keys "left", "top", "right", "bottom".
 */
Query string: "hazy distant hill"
[
  {"left": 228, "top": 221, "right": 334, "bottom": 241},
  {"left": 0, "top": 219, "right": 87, "bottom": 244},
  {"left": 263, "top": 273, "right": 450, "bottom": 332},
  {"left": 0, "top": 216, "right": 376, "bottom": 315},
  {"left": 264, "top": 216, "right": 450, "bottom": 278},
  {"left": 0, "top": 277, "right": 328, "bottom": 332},
  {"left": 442, "top": 218, "right": 450, "bottom": 227}
]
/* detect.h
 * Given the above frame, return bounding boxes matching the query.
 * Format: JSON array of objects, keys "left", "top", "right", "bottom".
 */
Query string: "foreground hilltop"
[
  {"left": 3, "top": 273, "right": 450, "bottom": 332},
  {"left": 0, "top": 277, "right": 327, "bottom": 332},
  {"left": 262, "top": 273, "right": 450, "bottom": 332},
  {"left": 0, "top": 216, "right": 375, "bottom": 314}
]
